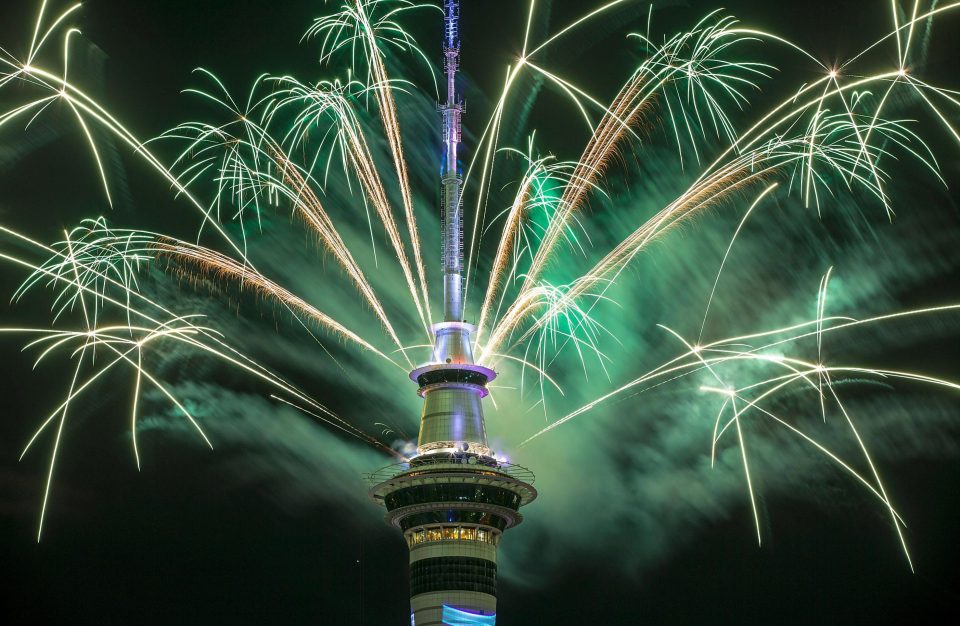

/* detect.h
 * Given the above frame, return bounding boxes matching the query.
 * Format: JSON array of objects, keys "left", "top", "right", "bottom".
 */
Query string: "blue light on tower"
[
  {"left": 442, "top": 605, "right": 497, "bottom": 625},
  {"left": 411, "top": 607, "right": 496, "bottom": 626}
]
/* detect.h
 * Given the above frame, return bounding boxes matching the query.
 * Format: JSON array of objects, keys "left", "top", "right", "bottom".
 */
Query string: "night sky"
[{"left": 1, "top": 1, "right": 960, "bottom": 624}]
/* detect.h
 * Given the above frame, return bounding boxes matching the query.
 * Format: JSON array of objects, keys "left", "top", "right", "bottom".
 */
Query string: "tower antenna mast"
[{"left": 441, "top": 0, "right": 465, "bottom": 322}]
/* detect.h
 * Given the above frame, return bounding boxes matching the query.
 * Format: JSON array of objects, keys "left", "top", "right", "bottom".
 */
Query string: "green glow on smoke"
[{"left": 0, "top": 0, "right": 957, "bottom": 582}]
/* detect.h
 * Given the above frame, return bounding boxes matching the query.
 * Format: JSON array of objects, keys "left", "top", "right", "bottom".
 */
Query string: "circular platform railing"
[{"left": 365, "top": 453, "right": 535, "bottom": 486}]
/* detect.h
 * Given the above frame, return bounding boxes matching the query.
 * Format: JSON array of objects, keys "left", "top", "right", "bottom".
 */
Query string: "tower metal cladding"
[{"left": 368, "top": 2, "right": 537, "bottom": 624}]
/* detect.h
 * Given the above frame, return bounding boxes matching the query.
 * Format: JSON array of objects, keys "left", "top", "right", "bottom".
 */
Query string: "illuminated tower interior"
[{"left": 368, "top": 2, "right": 537, "bottom": 624}]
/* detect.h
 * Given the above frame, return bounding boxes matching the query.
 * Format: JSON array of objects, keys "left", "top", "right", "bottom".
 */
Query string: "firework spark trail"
[
  {"left": 477, "top": 68, "right": 643, "bottom": 349},
  {"left": 462, "top": 65, "right": 517, "bottom": 309},
  {"left": 274, "top": 78, "right": 432, "bottom": 338},
  {"left": 1, "top": 225, "right": 395, "bottom": 535},
  {"left": 0, "top": 224, "right": 366, "bottom": 461},
  {"left": 473, "top": 147, "right": 586, "bottom": 350},
  {"left": 474, "top": 13, "right": 777, "bottom": 363},
  {"left": 3, "top": 320, "right": 212, "bottom": 539},
  {"left": 479, "top": 156, "right": 762, "bottom": 364},
  {"left": 514, "top": 12, "right": 771, "bottom": 289},
  {"left": 519, "top": 70, "right": 651, "bottom": 292},
  {"left": 162, "top": 77, "right": 417, "bottom": 361},
  {"left": 473, "top": 176, "right": 533, "bottom": 346},
  {"left": 1, "top": 224, "right": 333, "bottom": 413},
  {"left": 153, "top": 239, "right": 398, "bottom": 366},
  {"left": 462, "top": 0, "right": 652, "bottom": 306},
  {"left": 358, "top": 15, "right": 431, "bottom": 330},
  {"left": 480, "top": 76, "right": 946, "bottom": 364},
  {"left": 305, "top": 0, "right": 438, "bottom": 330},
  {"left": 2, "top": 0, "right": 960, "bottom": 561},
  {"left": 0, "top": 7, "right": 256, "bottom": 268},
  {"left": 481, "top": 4, "right": 952, "bottom": 364},
  {"left": 521, "top": 302, "right": 960, "bottom": 445},
  {"left": 271, "top": 143, "right": 412, "bottom": 362},
  {"left": 519, "top": 300, "right": 960, "bottom": 561}
]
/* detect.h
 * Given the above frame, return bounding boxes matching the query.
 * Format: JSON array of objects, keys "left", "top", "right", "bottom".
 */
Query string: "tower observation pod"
[{"left": 367, "top": 2, "right": 537, "bottom": 624}]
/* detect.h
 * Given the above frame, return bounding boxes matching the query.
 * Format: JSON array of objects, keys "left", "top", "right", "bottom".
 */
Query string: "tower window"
[
  {"left": 400, "top": 510, "right": 508, "bottom": 532},
  {"left": 409, "top": 556, "right": 497, "bottom": 597},
  {"left": 405, "top": 525, "right": 499, "bottom": 547},
  {"left": 385, "top": 483, "right": 522, "bottom": 512}
]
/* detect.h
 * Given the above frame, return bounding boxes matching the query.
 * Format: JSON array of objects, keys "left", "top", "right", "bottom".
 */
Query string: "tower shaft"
[{"left": 368, "top": 3, "right": 536, "bottom": 624}]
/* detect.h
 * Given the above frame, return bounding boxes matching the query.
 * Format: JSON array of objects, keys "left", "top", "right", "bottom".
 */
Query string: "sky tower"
[{"left": 368, "top": 2, "right": 537, "bottom": 624}]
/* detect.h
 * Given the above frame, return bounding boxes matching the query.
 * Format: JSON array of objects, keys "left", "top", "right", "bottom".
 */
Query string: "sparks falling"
[{"left": 1, "top": 0, "right": 959, "bottom": 576}]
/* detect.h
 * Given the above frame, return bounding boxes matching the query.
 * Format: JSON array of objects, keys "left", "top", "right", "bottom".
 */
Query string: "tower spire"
[{"left": 441, "top": 0, "right": 464, "bottom": 322}]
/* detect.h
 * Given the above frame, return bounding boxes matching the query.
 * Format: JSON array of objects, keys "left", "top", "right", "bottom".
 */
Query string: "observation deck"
[{"left": 368, "top": 451, "right": 536, "bottom": 624}]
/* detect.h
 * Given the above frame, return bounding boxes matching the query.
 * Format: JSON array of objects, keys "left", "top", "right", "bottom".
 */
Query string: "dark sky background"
[{"left": 1, "top": 1, "right": 959, "bottom": 624}]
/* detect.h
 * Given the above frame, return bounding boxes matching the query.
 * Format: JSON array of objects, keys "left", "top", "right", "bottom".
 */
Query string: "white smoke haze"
[
  {"left": 137, "top": 381, "right": 387, "bottom": 520},
  {"left": 71, "top": 13, "right": 960, "bottom": 591},
  {"left": 132, "top": 162, "right": 960, "bottom": 587}
]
